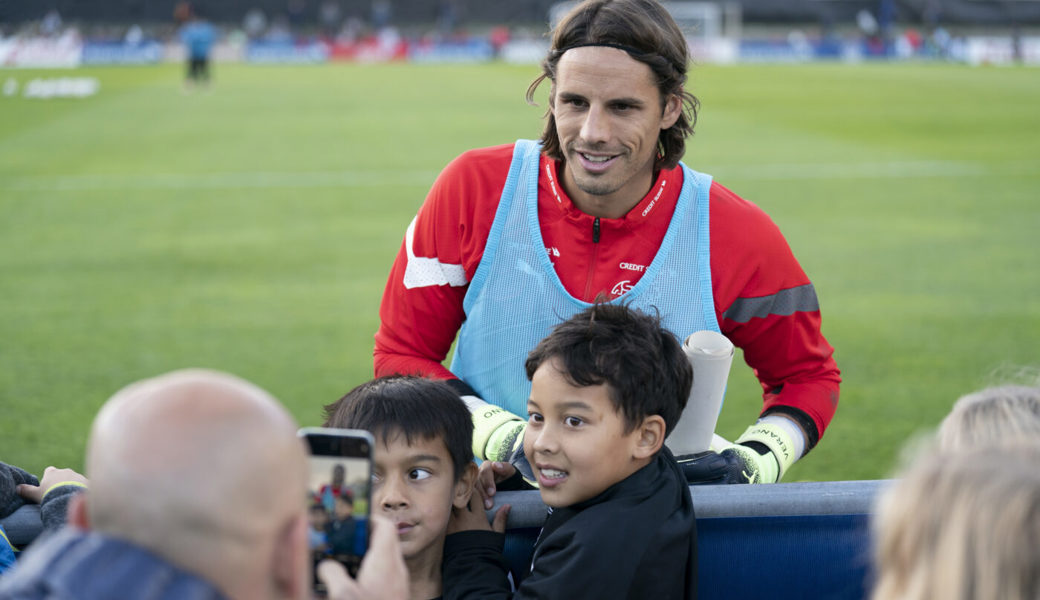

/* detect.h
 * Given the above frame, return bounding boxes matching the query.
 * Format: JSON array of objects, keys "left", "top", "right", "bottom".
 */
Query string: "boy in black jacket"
[
  {"left": 443, "top": 303, "right": 697, "bottom": 599},
  {"left": 325, "top": 375, "right": 479, "bottom": 600}
]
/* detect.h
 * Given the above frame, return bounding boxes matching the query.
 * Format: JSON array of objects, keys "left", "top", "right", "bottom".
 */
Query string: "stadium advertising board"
[
  {"left": 964, "top": 36, "right": 1040, "bottom": 66},
  {"left": 81, "top": 41, "right": 163, "bottom": 65},
  {"left": 0, "top": 34, "right": 81, "bottom": 68},
  {"left": 408, "top": 39, "right": 494, "bottom": 63},
  {"left": 246, "top": 41, "right": 328, "bottom": 64},
  {"left": 326, "top": 38, "right": 408, "bottom": 63}
]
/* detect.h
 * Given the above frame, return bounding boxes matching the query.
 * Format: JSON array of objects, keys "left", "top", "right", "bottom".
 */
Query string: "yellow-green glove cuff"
[
  {"left": 465, "top": 395, "right": 524, "bottom": 461},
  {"left": 735, "top": 422, "right": 798, "bottom": 481},
  {"left": 484, "top": 420, "right": 526, "bottom": 464},
  {"left": 720, "top": 444, "right": 778, "bottom": 484}
]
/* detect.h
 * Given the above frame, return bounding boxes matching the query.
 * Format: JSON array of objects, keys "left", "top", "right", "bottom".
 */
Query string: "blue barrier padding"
[
  {"left": 5, "top": 481, "right": 882, "bottom": 598},
  {"left": 502, "top": 527, "right": 539, "bottom": 584},
  {"left": 697, "top": 514, "right": 873, "bottom": 600},
  {"left": 497, "top": 514, "right": 874, "bottom": 599},
  {"left": 495, "top": 482, "right": 884, "bottom": 598}
]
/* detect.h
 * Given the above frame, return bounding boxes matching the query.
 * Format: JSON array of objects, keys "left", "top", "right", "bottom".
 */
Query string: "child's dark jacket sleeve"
[
  {"left": 443, "top": 524, "right": 669, "bottom": 600},
  {"left": 443, "top": 450, "right": 696, "bottom": 600},
  {"left": 442, "top": 530, "right": 512, "bottom": 599}
]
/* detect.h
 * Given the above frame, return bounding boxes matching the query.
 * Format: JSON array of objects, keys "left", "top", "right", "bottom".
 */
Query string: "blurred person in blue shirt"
[{"left": 180, "top": 7, "right": 217, "bottom": 90}]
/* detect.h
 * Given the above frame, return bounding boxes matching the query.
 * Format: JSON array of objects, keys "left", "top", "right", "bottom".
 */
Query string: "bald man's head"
[{"left": 82, "top": 369, "right": 308, "bottom": 599}]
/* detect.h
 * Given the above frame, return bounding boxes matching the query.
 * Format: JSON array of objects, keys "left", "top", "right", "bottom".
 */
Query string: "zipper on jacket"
[{"left": 583, "top": 218, "right": 601, "bottom": 300}]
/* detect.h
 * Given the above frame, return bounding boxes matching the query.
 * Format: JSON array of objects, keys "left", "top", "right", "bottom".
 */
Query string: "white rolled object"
[{"left": 665, "top": 330, "right": 735, "bottom": 456}]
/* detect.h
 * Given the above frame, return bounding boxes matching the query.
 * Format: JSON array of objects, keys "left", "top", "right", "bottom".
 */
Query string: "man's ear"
[
  {"left": 659, "top": 93, "right": 682, "bottom": 131},
  {"left": 452, "top": 462, "right": 479, "bottom": 510},
  {"left": 67, "top": 492, "right": 90, "bottom": 529},
  {"left": 633, "top": 415, "right": 666, "bottom": 460},
  {"left": 272, "top": 514, "right": 309, "bottom": 599}
]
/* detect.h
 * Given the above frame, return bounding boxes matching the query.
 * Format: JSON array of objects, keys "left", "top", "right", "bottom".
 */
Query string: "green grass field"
[{"left": 1, "top": 61, "right": 1038, "bottom": 482}]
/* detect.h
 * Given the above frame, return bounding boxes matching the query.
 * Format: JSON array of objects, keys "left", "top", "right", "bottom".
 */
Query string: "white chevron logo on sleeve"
[{"left": 402, "top": 216, "right": 468, "bottom": 289}]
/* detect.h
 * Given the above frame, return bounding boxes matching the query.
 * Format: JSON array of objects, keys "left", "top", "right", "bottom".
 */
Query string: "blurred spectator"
[
  {"left": 371, "top": 0, "right": 391, "bottom": 30},
  {"left": 923, "top": 0, "right": 942, "bottom": 31},
  {"left": 377, "top": 25, "right": 400, "bottom": 52},
  {"left": 320, "top": 1, "right": 342, "bottom": 38},
  {"left": 316, "top": 464, "right": 347, "bottom": 513},
  {"left": 856, "top": 8, "right": 878, "bottom": 37},
  {"left": 856, "top": 8, "right": 884, "bottom": 55},
  {"left": 937, "top": 384, "right": 1040, "bottom": 450},
  {"left": 173, "top": 1, "right": 192, "bottom": 26},
  {"left": 307, "top": 503, "right": 330, "bottom": 552},
  {"left": 40, "top": 9, "right": 62, "bottom": 37},
  {"left": 335, "top": 17, "right": 363, "bottom": 44},
  {"left": 0, "top": 369, "right": 407, "bottom": 600},
  {"left": 903, "top": 28, "right": 922, "bottom": 52},
  {"left": 325, "top": 494, "right": 358, "bottom": 556},
  {"left": 0, "top": 370, "right": 309, "bottom": 598},
  {"left": 437, "top": 0, "right": 458, "bottom": 35},
  {"left": 871, "top": 442, "right": 1040, "bottom": 600},
  {"left": 489, "top": 25, "right": 510, "bottom": 57},
  {"left": 877, "top": 0, "right": 895, "bottom": 53},
  {"left": 243, "top": 7, "right": 268, "bottom": 40},
  {"left": 266, "top": 15, "right": 293, "bottom": 42},
  {"left": 1012, "top": 25, "right": 1024, "bottom": 64},
  {"left": 929, "top": 26, "right": 952, "bottom": 59},
  {"left": 125, "top": 24, "right": 144, "bottom": 45},
  {"left": 286, "top": 0, "right": 308, "bottom": 28}
]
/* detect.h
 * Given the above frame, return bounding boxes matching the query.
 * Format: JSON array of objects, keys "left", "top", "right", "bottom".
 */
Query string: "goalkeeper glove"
[
  {"left": 677, "top": 420, "right": 801, "bottom": 484},
  {"left": 461, "top": 394, "right": 535, "bottom": 484}
]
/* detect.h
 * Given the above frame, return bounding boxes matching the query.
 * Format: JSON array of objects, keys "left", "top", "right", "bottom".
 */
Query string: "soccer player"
[
  {"left": 374, "top": 0, "right": 841, "bottom": 484},
  {"left": 179, "top": 7, "right": 216, "bottom": 90}
]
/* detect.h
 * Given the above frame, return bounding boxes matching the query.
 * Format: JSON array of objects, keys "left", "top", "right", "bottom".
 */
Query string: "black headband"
[{"left": 557, "top": 42, "right": 647, "bottom": 57}]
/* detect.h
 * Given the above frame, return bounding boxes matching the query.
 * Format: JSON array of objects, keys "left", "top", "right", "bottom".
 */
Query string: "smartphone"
[{"left": 298, "top": 427, "right": 374, "bottom": 594}]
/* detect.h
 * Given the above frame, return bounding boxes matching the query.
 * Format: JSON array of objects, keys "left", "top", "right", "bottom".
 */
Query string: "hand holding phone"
[
  {"left": 299, "top": 427, "right": 374, "bottom": 596},
  {"left": 316, "top": 515, "right": 409, "bottom": 600}
]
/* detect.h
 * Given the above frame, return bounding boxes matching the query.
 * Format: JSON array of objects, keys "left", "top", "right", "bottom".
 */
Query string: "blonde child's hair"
[
  {"left": 871, "top": 442, "right": 1040, "bottom": 600},
  {"left": 936, "top": 384, "right": 1040, "bottom": 450}
]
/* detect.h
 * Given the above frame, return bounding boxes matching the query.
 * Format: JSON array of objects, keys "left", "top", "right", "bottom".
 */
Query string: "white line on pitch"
[
  {"left": 3, "top": 170, "right": 441, "bottom": 192},
  {"left": 3, "top": 160, "right": 1034, "bottom": 192}
]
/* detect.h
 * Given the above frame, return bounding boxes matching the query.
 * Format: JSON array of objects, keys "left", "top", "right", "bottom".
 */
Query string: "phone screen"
[{"left": 300, "top": 428, "right": 373, "bottom": 593}]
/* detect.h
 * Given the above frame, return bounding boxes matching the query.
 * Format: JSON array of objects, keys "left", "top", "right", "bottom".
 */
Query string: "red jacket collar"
[{"left": 540, "top": 156, "right": 683, "bottom": 228}]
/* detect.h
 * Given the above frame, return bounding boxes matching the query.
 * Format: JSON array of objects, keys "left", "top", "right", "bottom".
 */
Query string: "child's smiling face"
[{"left": 524, "top": 357, "right": 650, "bottom": 507}]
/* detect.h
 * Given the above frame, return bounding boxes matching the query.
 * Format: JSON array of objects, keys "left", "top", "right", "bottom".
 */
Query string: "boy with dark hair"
[
  {"left": 324, "top": 376, "right": 479, "bottom": 600},
  {"left": 442, "top": 303, "right": 696, "bottom": 599}
]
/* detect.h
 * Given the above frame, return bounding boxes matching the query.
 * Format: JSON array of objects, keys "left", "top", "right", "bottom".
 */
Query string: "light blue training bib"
[{"left": 450, "top": 139, "right": 719, "bottom": 417}]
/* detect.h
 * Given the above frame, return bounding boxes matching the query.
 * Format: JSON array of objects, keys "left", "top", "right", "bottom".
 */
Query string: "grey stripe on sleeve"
[{"left": 723, "top": 283, "right": 820, "bottom": 324}]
